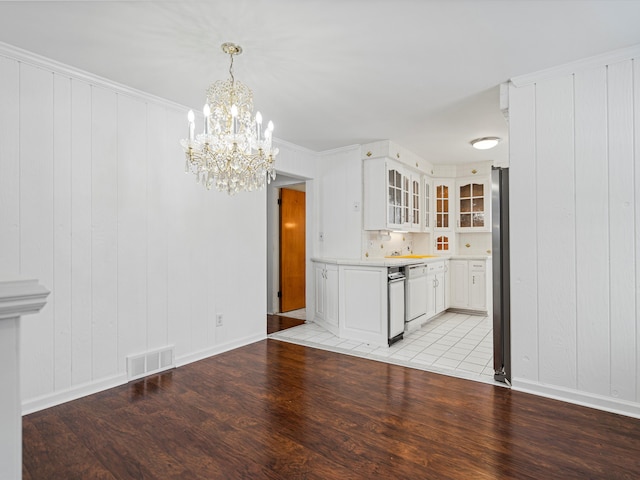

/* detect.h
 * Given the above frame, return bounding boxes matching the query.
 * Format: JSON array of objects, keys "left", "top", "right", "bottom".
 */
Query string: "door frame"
[{"left": 266, "top": 173, "right": 310, "bottom": 315}]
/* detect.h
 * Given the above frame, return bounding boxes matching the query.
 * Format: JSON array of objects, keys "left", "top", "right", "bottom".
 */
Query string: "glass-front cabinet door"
[
  {"left": 424, "top": 178, "right": 431, "bottom": 231},
  {"left": 456, "top": 177, "right": 490, "bottom": 232},
  {"left": 434, "top": 179, "right": 454, "bottom": 232},
  {"left": 387, "top": 168, "right": 403, "bottom": 227},
  {"left": 387, "top": 165, "right": 411, "bottom": 229},
  {"left": 411, "top": 177, "right": 420, "bottom": 229}
]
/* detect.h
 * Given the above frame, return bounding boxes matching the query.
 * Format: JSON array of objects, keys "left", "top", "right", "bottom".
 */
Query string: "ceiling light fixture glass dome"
[{"left": 470, "top": 137, "right": 501, "bottom": 150}]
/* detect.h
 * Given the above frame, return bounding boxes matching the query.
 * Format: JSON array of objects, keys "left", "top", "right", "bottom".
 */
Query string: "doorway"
[
  {"left": 279, "top": 187, "right": 306, "bottom": 312},
  {"left": 266, "top": 175, "right": 308, "bottom": 319}
]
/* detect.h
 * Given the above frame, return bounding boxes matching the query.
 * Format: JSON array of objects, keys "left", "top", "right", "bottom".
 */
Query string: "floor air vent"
[{"left": 126, "top": 346, "right": 175, "bottom": 381}]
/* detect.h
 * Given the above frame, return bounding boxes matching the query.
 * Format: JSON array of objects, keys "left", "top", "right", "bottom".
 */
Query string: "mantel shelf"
[{"left": 0, "top": 279, "right": 50, "bottom": 320}]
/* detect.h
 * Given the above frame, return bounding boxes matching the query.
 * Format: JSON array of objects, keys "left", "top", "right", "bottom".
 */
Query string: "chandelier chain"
[{"left": 228, "top": 52, "right": 235, "bottom": 86}]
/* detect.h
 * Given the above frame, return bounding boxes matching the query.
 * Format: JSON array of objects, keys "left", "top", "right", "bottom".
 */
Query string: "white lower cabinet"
[
  {"left": 339, "top": 265, "right": 388, "bottom": 347},
  {"left": 313, "top": 262, "right": 339, "bottom": 335},
  {"left": 426, "top": 261, "right": 447, "bottom": 318},
  {"left": 449, "top": 259, "right": 488, "bottom": 313}
]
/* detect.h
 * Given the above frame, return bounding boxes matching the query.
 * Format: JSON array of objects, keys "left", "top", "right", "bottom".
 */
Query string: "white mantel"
[{"left": 0, "top": 279, "right": 49, "bottom": 480}]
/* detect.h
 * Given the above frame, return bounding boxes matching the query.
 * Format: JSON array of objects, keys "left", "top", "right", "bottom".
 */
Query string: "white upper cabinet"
[
  {"left": 432, "top": 178, "right": 455, "bottom": 253},
  {"left": 433, "top": 179, "right": 455, "bottom": 232},
  {"left": 423, "top": 176, "right": 432, "bottom": 232},
  {"left": 456, "top": 176, "right": 490, "bottom": 232},
  {"left": 363, "top": 157, "right": 422, "bottom": 231},
  {"left": 410, "top": 174, "right": 422, "bottom": 230}
]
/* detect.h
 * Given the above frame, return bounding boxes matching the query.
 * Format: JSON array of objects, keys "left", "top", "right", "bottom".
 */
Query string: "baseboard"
[
  {"left": 175, "top": 332, "right": 266, "bottom": 368},
  {"left": 22, "top": 373, "right": 128, "bottom": 416},
  {"left": 21, "top": 333, "right": 267, "bottom": 415},
  {"left": 512, "top": 377, "right": 640, "bottom": 420}
]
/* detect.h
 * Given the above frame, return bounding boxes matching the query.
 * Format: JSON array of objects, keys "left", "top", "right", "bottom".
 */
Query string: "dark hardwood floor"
[
  {"left": 267, "top": 313, "right": 305, "bottom": 334},
  {"left": 23, "top": 340, "right": 640, "bottom": 479}
]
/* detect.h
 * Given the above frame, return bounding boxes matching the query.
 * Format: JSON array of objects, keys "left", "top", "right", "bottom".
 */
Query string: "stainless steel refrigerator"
[{"left": 491, "top": 167, "right": 511, "bottom": 384}]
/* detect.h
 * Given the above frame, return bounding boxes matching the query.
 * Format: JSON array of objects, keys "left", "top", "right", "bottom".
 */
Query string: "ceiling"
[{"left": 1, "top": 1, "right": 640, "bottom": 166}]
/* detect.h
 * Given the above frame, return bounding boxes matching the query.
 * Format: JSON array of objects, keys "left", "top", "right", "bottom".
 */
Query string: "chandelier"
[{"left": 180, "top": 42, "right": 278, "bottom": 194}]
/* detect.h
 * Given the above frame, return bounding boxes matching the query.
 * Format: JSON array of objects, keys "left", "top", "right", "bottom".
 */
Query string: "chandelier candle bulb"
[
  {"left": 256, "top": 111, "right": 262, "bottom": 142},
  {"left": 203, "top": 104, "right": 211, "bottom": 135},
  {"left": 187, "top": 110, "right": 195, "bottom": 141},
  {"left": 231, "top": 104, "right": 238, "bottom": 134}
]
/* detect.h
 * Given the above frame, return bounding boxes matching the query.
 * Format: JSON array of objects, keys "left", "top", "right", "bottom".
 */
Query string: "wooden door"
[{"left": 280, "top": 188, "right": 306, "bottom": 312}]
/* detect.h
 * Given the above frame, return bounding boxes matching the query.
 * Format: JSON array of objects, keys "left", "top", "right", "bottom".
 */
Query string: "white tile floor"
[{"left": 269, "top": 311, "right": 504, "bottom": 386}]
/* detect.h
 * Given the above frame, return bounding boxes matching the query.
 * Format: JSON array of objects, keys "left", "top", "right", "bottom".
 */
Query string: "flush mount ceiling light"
[
  {"left": 470, "top": 137, "right": 501, "bottom": 150},
  {"left": 180, "top": 42, "right": 278, "bottom": 194}
]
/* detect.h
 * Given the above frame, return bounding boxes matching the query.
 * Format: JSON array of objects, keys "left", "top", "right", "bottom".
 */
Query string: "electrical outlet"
[
  {"left": 319, "top": 232, "right": 324, "bottom": 241},
  {"left": 216, "top": 313, "right": 223, "bottom": 327},
  {"left": 353, "top": 201, "right": 361, "bottom": 212}
]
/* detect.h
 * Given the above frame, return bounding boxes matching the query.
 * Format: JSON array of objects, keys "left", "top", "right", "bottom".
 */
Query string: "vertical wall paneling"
[
  {"left": 19, "top": 64, "right": 55, "bottom": 398},
  {"left": 190, "top": 188, "right": 210, "bottom": 354},
  {"left": 166, "top": 110, "right": 193, "bottom": 359},
  {"left": 1, "top": 43, "right": 277, "bottom": 411},
  {"left": 53, "top": 73, "right": 73, "bottom": 391},
  {"left": 146, "top": 103, "right": 169, "bottom": 351},
  {"left": 70, "top": 78, "right": 93, "bottom": 385},
  {"left": 607, "top": 60, "right": 636, "bottom": 402},
  {"left": 510, "top": 48, "right": 640, "bottom": 416},
  {"left": 0, "top": 57, "right": 20, "bottom": 277},
  {"left": 535, "top": 75, "right": 577, "bottom": 388},
  {"left": 117, "top": 95, "right": 148, "bottom": 369},
  {"left": 508, "top": 83, "right": 540, "bottom": 381},
  {"left": 91, "top": 86, "right": 119, "bottom": 379},
  {"left": 573, "top": 66, "right": 611, "bottom": 396}
]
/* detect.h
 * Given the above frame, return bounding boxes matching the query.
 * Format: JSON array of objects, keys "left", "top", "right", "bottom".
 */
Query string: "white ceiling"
[{"left": 2, "top": 1, "right": 640, "bottom": 166}]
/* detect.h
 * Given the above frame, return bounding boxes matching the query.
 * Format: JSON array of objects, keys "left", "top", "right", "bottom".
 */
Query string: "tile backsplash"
[
  {"left": 362, "top": 231, "right": 429, "bottom": 258},
  {"left": 361, "top": 231, "right": 491, "bottom": 258}
]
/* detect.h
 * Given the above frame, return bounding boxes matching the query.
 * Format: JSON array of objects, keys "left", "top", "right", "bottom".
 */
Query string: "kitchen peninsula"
[{"left": 311, "top": 255, "right": 491, "bottom": 348}]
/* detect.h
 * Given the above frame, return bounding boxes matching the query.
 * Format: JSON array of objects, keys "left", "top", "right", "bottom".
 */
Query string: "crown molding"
[
  {"left": 0, "top": 41, "right": 188, "bottom": 112},
  {"left": 511, "top": 43, "right": 640, "bottom": 87}
]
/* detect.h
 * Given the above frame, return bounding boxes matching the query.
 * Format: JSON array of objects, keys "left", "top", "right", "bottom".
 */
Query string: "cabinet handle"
[{"left": 472, "top": 275, "right": 475, "bottom": 285}]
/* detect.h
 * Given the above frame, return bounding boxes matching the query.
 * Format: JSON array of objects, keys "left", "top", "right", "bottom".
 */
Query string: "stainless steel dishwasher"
[{"left": 388, "top": 266, "right": 405, "bottom": 346}]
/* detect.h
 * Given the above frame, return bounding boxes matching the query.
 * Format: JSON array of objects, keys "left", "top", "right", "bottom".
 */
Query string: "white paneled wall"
[
  {"left": 509, "top": 46, "right": 640, "bottom": 418},
  {"left": 0, "top": 46, "right": 269, "bottom": 413}
]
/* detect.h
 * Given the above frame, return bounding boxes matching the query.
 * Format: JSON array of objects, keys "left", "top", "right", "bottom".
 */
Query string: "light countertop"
[{"left": 311, "top": 255, "right": 491, "bottom": 268}]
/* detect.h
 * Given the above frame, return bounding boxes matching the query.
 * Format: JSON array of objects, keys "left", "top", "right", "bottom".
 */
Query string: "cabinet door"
[
  {"left": 469, "top": 261, "right": 486, "bottom": 310},
  {"left": 402, "top": 173, "right": 410, "bottom": 226},
  {"left": 449, "top": 260, "right": 469, "bottom": 308},
  {"left": 387, "top": 166, "right": 404, "bottom": 228},
  {"left": 424, "top": 178, "right": 431, "bottom": 231},
  {"left": 411, "top": 176, "right": 421, "bottom": 230},
  {"left": 434, "top": 179, "right": 454, "bottom": 232},
  {"left": 427, "top": 262, "right": 446, "bottom": 316},
  {"left": 407, "top": 272, "right": 428, "bottom": 321},
  {"left": 434, "top": 271, "right": 445, "bottom": 314},
  {"left": 456, "top": 177, "right": 490, "bottom": 232},
  {"left": 314, "top": 263, "right": 326, "bottom": 321},
  {"left": 426, "top": 273, "right": 436, "bottom": 318},
  {"left": 325, "top": 264, "right": 339, "bottom": 327}
]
